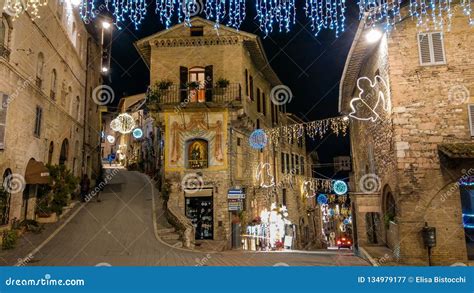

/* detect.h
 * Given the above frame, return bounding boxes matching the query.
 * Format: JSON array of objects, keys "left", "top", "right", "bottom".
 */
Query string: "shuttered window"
[
  {"left": 418, "top": 32, "right": 446, "bottom": 66},
  {"left": 34, "top": 106, "right": 42, "bottom": 137},
  {"left": 469, "top": 105, "right": 474, "bottom": 136},
  {"left": 0, "top": 94, "right": 8, "bottom": 149}
]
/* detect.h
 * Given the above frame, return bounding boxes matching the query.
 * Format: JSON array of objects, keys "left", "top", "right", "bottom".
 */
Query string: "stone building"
[
  {"left": 0, "top": 3, "right": 106, "bottom": 227},
  {"left": 339, "top": 6, "right": 474, "bottom": 264},
  {"left": 132, "top": 17, "right": 317, "bottom": 249}
]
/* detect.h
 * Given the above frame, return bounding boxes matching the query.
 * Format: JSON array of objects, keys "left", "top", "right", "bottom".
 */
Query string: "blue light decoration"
[
  {"left": 249, "top": 129, "right": 268, "bottom": 149},
  {"left": 317, "top": 194, "right": 328, "bottom": 205},
  {"left": 332, "top": 180, "right": 347, "bottom": 195},
  {"left": 343, "top": 217, "right": 351, "bottom": 225},
  {"left": 305, "top": 0, "right": 346, "bottom": 37},
  {"left": 205, "top": 0, "right": 226, "bottom": 29},
  {"left": 256, "top": 0, "right": 296, "bottom": 37},
  {"left": 462, "top": 213, "right": 474, "bottom": 229},
  {"left": 358, "top": 0, "right": 474, "bottom": 33},
  {"left": 79, "top": 0, "right": 97, "bottom": 23},
  {"left": 105, "top": 0, "right": 147, "bottom": 29},
  {"left": 132, "top": 128, "right": 144, "bottom": 139},
  {"left": 227, "top": 0, "right": 246, "bottom": 29}
]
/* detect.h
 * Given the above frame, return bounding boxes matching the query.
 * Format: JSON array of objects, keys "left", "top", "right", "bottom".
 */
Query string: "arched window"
[
  {"left": 187, "top": 139, "right": 208, "bottom": 169},
  {"left": 59, "top": 139, "right": 69, "bottom": 165},
  {"left": 0, "top": 16, "right": 10, "bottom": 49},
  {"left": 0, "top": 168, "right": 12, "bottom": 225},
  {"left": 48, "top": 141, "right": 54, "bottom": 164},
  {"left": 50, "top": 69, "right": 57, "bottom": 100},
  {"left": 36, "top": 52, "right": 44, "bottom": 88}
]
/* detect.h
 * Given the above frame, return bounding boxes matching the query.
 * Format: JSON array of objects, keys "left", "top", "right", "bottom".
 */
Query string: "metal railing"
[{"left": 150, "top": 83, "right": 242, "bottom": 105}]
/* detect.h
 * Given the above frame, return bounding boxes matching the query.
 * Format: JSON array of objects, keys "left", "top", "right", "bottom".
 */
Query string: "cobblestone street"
[{"left": 1, "top": 170, "right": 368, "bottom": 267}]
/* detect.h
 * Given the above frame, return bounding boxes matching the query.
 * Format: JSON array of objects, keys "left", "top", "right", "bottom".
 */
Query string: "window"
[
  {"left": 50, "top": 69, "right": 57, "bottom": 100},
  {"left": 300, "top": 156, "right": 305, "bottom": 175},
  {"left": 282, "top": 189, "right": 287, "bottom": 206},
  {"left": 245, "top": 69, "right": 249, "bottom": 96},
  {"left": 59, "top": 139, "right": 69, "bottom": 165},
  {"left": 237, "top": 137, "right": 241, "bottom": 146},
  {"left": 0, "top": 17, "right": 10, "bottom": 50},
  {"left": 190, "top": 26, "right": 204, "bottom": 36},
  {"left": 271, "top": 101, "right": 275, "bottom": 125},
  {"left": 291, "top": 154, "right": 295, "bottom": 173},
  {"left": 275, "top": 104, "right": 279, "bottom": 124},
  {"left": 75, "top": 96, "right": 80, "bottom": 122},
  {"left": 249, "top": 76, "right": 254, "bottom": 101},
  {"left": 257, "top": 88, "right": 261, "bottom": 112},
  {"left": 256, "top": 119, "right": 260, "bottom": 129},
  {"left": 418, "top": 32, "right": 446, "bottom": 66},
  {"left": 281, "top": 153, "right": 285, "bottom": 173},
  {"left": 187, "top": 139, "right": 208, "bottom": 169},
  {"left": 0, "top": 94, "right": 8, "bottom": 149},
  {"left": 469, "top": 105, "right": 474, "bottom": 136},
  {"left": 36, "top": 53, "right": 44, "bottom": 88},
  {"left": 285, "top": 153, "right": 290, "bottom": 174},
  {"left": 48, "top": 141, "right": 54, "bottom": 164},
  {"left": 262, "top": 93, "right": 266, "bottom": 116},
  {"left": 34, "top": 106, "right": 43, "bottom": 137},
  {"left": 295, "top": 156, "right": 299, "bottom": 175}
]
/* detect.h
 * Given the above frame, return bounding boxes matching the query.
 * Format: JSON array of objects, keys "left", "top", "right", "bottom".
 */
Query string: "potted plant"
[
  {"left": 157, "top": 80, "right": 173, "bottom": 90},
  {"left": 186, "top": 81, "right": 200, "bottom": 90},
  {"left": 145, "top": 84, "right": 161, "bottom": 109},
  {"left": 215, "top": 78, "right": 229, "bottom": 88}
]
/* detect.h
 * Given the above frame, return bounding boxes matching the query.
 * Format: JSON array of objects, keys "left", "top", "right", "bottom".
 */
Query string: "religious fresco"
[{"left": 166, "top": 112, "right": 226, "bottom": 170}]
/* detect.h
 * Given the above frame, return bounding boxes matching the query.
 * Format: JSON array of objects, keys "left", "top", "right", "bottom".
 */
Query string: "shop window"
[{"left": 187, "top": 139, "right": 208, "bottom": 169}]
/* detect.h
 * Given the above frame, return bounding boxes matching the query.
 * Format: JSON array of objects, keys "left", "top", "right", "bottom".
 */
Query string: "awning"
[
  {"left": 438, "top": 143, "right": 474, "bottom": 159},
  {"left": 25, "top": 159, "right": 50, "bottom": 184}
]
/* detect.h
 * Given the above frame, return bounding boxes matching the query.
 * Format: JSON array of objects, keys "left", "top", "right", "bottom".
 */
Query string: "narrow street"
[{"left": 12, "top": 169, "right": 368, "bottom": 266}]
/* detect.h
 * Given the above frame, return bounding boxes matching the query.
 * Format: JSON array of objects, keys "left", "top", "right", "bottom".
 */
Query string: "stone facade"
[
  {"left": 133, "top": 17, "right": 318, "bottom": 249},
  {"left": 0, "top": 3, "right": 104, "bottom": 227},
  {"left": 340, "top": 7, "right": 474, "bottom": 265}
]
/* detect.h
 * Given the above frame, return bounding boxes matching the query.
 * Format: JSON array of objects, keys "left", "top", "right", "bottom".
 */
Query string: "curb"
[{"left": 358, "top": 247, "right": 378, "bottom": 266}]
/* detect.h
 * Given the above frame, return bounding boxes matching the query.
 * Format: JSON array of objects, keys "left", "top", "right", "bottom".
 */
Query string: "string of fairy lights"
[{"left": 4, "top": 0, "right": 473, "bottom": 36}]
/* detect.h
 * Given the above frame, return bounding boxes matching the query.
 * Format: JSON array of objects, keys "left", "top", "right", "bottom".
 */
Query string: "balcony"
[
  {"left": 0, "top": 45, "right": 10, "bottom": 61},
  {"left": 148, "top": 83, "right": 242, "bottom": 107}
]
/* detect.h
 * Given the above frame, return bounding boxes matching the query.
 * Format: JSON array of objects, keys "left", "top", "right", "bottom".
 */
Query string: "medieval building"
[{"left": 339, "top": 6, "right": 474, "bottom": 264}]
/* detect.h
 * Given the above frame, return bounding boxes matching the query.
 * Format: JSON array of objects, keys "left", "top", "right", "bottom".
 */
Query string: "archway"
[
  {"left": 48, "top": 141, "right": 54, "bottom": 165},
  {"left": 0, "top": 168, "right": 12, "bottom": 225},
  {"left": 383, "top": 185, "right": 398, "bottom": 248},
  {"left": 59, "top": 139, "right": 69, "bottom": 166}
]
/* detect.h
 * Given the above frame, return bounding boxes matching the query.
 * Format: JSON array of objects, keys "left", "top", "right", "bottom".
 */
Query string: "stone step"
[
  {"left": 157, "top": 227, "right": 176, "bottom": 234},
  {"left": 160, "top": 233, "right": 180, "bottom": 241}
]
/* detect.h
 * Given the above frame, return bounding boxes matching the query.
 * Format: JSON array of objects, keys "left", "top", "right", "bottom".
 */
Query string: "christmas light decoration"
[
  {"left": 305, "top": 0, "right": 346, "bottom": 37},
  {"left": 265, "top": 116, "right": 349, "bottom": 144},
  {"left": 79, "top": 0, "right": 97, "bottom": 22},
  {"left": 255, "top": 162, "right": 275, "bottom": 188},
  {"left": 249, "top": 129, "right": 268, "bottom": 149},
  {"left": 317, "top": 194, "right": 328, "bottom": 205},
  {"left": 333, "top": 180, "right": 348, "bottom": 195},
  {"left": 111, "top": 113, "right": 136, "bottom": 134},
  {"left": 349, "top": 75, "right": 389, "bottom": 122},
  {"left": 106, "top": 0, "right": 147, "bottom": 29},
  {"left": 132, "top": 128, "right": 144, "bottom": 139},
  {"left": 4, "top": 0, "right": 48, "bottom": 19},
  {"left": 256, "top": 0, "right": 296, "bottom": 36},
  {"left": 106, "top": 135, "right": 116, "bottom": 144}
]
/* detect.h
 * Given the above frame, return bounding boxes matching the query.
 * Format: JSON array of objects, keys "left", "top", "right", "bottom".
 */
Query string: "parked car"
[{"left": 336, "top": 236, "right": 353, "bottom": 249}]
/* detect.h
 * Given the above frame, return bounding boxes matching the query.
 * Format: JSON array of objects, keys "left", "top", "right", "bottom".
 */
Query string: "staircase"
[{"left": 157, "top": 227, "right": 183, "bottom": 248}]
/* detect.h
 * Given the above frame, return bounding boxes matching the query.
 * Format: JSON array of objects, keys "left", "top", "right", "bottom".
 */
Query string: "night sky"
[{"left": 108, "top": 2, "right": 361, "bottom": 179}]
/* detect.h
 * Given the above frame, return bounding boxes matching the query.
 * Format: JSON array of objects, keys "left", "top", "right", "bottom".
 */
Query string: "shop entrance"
[{"left": 185, "top": 189, "right": 213, "bottom": 240}]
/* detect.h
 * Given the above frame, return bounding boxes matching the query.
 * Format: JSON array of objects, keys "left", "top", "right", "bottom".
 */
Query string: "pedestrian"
[{"left": 80, "top": 174, "right": 90, "bottom": 202}]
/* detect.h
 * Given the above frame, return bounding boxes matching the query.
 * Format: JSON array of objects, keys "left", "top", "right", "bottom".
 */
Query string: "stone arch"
[
  {"left": 47, "top": 141, "right": 54, "bottom": 165},
  {"left": 59, "top": 139, "right": 69, "bottom": 166}
]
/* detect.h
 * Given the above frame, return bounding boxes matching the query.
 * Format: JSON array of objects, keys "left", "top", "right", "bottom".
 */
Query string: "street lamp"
[
  {"left": 101, "top": 67, "right": 109, "bottom": 73},
  {"left": 366, "top": 28, "right": 382, "bottom": 43},
  {"left": 70, "top": 0, "right": 81, "bottom": 7},
  {"left": 102, "top": 21, "right": 111, "bottom": 30}
]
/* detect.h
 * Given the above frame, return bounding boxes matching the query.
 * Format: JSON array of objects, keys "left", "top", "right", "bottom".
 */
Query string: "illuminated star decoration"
[
  {"left": 332, "top": 180, "right": 347, "bottom": 195},
  {"left": 105, "top": 0, "right": 147, "bottom": 29},
  {"left": 255, "top": 0, "right": 296, "bottom": 36},
  {"left": 348, "top": 75, "right": 389, "bottom": 122},
  {"left": 305, "top": 0, "right": 346, "bottom": 37}
]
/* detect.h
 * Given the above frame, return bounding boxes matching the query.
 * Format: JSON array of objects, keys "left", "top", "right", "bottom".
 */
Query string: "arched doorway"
[
  {"left": 0, "top": 169, "right": 12, "bottom": 225},
  {"left": 47, "top": 141, "right": 54, "bottom": 165},
  {"left": 59, "top": 139, "right": 69, "bottom": 166},
  {"left": 383, "top": 185, "right": 398, "bottom": 248}
]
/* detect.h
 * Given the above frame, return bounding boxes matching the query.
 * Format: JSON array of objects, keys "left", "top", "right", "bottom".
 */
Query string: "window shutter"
[
  {"left": 418, "top": 32, "right": 446, "bottom": 66},
  {"left": 418, "top": 33, "right": 432, "bottom": 64},
  {"left": 469, "top": 105, "right": 474, "bottom": 136},
  {"left": 204, "top": 65, "right": 213, "bottom": 102},
  {"left": 179, "top": 66, "right": 188, "bottom": 102},
  {"left": 431, "top": 32, "right": 445, "bottom": 63},
  {"left": 0, "top": 94, "right": 7, "bottom": 149}
]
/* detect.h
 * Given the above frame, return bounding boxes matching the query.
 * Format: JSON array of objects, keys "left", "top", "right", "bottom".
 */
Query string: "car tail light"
[
  {"left": 348, "top": 241, "right": 351, "bottom": 244},
  {"left": 337, "top": 241, "right": 341, "bottom": 245},
  {"left": 342, "top": 238, "right": 346, "bottom": 241}
]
